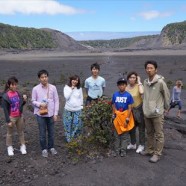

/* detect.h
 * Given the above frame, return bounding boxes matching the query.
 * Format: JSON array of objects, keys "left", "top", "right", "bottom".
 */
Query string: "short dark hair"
[
  {"left": 68, "top": 75, "right": 81, "bottom": 89},
  {"left": 127, "top": 71, "right": 138, "bottom": 80},
  {"left": 37, "top": 69, "right": 49, "bottom": 78},
  {"left": 117, "top": 81, "right": 127, "bottom": 86},
  {"left": 91, "top": 63, "right": 100, "bottom": 71},
  {"left": 4, "top": 76, "right": 18, "bottom": 92},
  {"left": 144, "top": 60, "right": 158, "bottom": 69}
]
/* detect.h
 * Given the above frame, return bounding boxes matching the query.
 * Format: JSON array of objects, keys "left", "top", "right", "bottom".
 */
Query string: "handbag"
[
  {"left": 170, "top": 100, "right": 178, "bottom": 107},
  {"left": 132, "top": 104, "right": 143, "bottom": 124},
  {"left": 39, "top": 107, "right": 48, "bottom": 115},
  {"left": 39, "top": 86, "right": 49, "bottom": 115}
]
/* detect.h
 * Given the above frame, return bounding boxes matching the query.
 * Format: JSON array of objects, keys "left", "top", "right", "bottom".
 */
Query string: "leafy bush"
[
  {"left": 81, "top": 96, "right": 113, "bottom": 146},
  {"left": 66, "top": 96, "right": 114, "bottom": 157}
]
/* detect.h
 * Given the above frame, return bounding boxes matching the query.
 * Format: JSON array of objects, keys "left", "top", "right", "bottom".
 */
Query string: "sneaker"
[
  {"left": 42, "top": 149, "right": 48, "bottom": 158},
  {"left": 20, "top": 144, "right": 27, "bottom": 155},
  {"left": 120, "top": 150, "right": 127, "bottom": 157},
  {"left": 140, "top": 150, "right": 153, "bottom": 156},
  {"left": 127, "top": 143, "right": 136, "bottom": 150},
  {"left": 50, "top": 148, "right": 57, "bottom": 155},
  {"left": 112, "top": 150, "right": 119, "bottom": 157},
  {"left": 136, "top": 145, "right": 145, "bottom": 153},
  {"left": 7, "top": 146, "right": 14, "bottom": 156},
  {"left": 149, "top": 155, "right": 160, "bottom": 163}
]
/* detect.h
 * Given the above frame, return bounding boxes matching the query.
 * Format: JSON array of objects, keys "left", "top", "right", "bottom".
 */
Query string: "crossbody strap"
[{"left": 47, "top": 84, "right": 49, "bottom": 99}]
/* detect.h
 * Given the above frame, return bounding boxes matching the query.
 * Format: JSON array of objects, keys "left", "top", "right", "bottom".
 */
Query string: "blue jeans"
[{"left": 36, "top": 115, "right": 54, "bottom": 150}]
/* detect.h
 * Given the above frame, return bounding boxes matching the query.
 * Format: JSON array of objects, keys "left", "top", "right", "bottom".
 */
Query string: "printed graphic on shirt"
[
  {"left": 7, "top": 91, "right": 20, "bottom": 117},
  {"left": 112, "top": 91, "right": 134, "bottom": 112},
  {"left": 115, "top": 97, "right": 127, "bottom": 103},
  {"left": 92, "top": 83, "right": 100, "bottom": 90}
]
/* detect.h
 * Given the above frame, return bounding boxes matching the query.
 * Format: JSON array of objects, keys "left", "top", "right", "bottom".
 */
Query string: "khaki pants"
[
  {"left": 6, "top": 116, "right": 25, "bottom": 147},
  {"left": 114, "top": 130, "right": 129, "bottom": 152},
  {"left": 144, "top": 115, "right": 164, "bottom": 156}
]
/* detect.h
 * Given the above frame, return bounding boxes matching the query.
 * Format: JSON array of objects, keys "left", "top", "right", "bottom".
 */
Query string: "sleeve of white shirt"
[
  {"left": 64, "top": 85, "right": 73, "bottom": 100},
  {"left": 103, "top": 78, "right": 106, "bottom": 87},
  {"left": 84, "top": 79, "right": 89, "bottom": 88},
  {"left": 80, "top": 88, "right": 84, "bottom": 108}
]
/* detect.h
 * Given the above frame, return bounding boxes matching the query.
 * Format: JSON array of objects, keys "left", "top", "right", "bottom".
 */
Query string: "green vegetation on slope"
[
  {"left": 80, "top": 35, "right": 158, "bottom": 49},
  {"left": 162, "top": 21, "right": 186, "bottom": 44},
  {"left": 0, "top": 23, "right": 57, "bottom": 49}
]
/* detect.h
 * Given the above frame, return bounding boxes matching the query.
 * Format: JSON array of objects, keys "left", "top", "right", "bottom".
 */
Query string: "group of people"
[{"left": 1, "top": 60, "right": 183, "bottom": 163}]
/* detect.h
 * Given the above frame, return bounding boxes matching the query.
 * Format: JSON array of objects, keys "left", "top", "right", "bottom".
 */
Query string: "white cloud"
[
  {"left": 140, "top": 10, "right": 172, "bottom": 20},
  {"left": 0, "top": 0, "right": 85, "bottom": 15}
]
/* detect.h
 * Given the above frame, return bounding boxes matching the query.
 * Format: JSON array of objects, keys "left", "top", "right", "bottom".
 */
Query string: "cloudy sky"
[{"left": 0, "top": 0, "right": 185, "bottom": 32}]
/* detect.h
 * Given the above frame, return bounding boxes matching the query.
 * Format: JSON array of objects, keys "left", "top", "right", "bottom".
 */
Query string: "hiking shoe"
[
  {"left": 7, "top": 146, "right": 14, "bottom": 156},
  {"left": 127, "top": 143, "right": 136, "bottom": 150},
  {"left": 20, "top": 144, "right": 27, "bottom": 155},
  {"left": 149, "top": 155, "right": 160, "bottom": 163},
  {"left": 42, "top": 149, "right": 48, "bottom": 158},
  {"left": 120, "top": 150, "right": 127, "bottom": 157},
  {"left": 136, "top": 145, "right": 145, "bottom": 153},
  {"left": 50, "top": 148, "right": 57, "bottom": 155},
  {"left": 112, "top": 150, "right": 119, "bottom": 157},
  {"left": 140, "top": 150, "right": 153, "bottom": 156}
]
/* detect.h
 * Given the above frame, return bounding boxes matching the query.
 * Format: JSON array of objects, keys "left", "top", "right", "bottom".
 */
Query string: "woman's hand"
[
  {"left": 7, "top": 122, "right": 13, "bottom": 127},
  {"left": 23, "top": 94, "right": 27, "bottom": 101},
  {"left": 137, "top": 76, "right": 141, "bottom": 84}
]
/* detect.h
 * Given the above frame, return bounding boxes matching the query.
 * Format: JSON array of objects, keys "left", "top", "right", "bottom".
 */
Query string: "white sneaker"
[
  {"left": 127, "top": 143, "right": 136, "bottom": 150},
  {"left": 7, "top": 146, "right": 14, "bottom": 156},
  {"left": 50, "top": 148, "right": 57, "bottom": 155},
  {"left": 136, "top": 145, "right": 145, "bottom": 153},
  {"left": 20, "top": 144, "right": 27, "bottom": 155},
  {"left": 42, "top": 149, "right": 48, "bottom": 158}
]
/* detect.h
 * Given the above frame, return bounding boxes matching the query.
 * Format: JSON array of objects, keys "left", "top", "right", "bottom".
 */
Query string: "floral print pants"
[{"left": 63, "top": 109, "right": 82, "bottom": 142}]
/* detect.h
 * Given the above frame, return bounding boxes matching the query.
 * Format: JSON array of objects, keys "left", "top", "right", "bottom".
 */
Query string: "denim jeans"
[{"left": 36, "top": 115, "right": 54, "bottom": 150}]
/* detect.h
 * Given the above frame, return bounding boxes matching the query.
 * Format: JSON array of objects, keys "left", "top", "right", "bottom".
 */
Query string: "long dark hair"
[
  {"left": 68, "top": 75, "right": 81, "bottom": 89},
  {"left": 4, "top": 76, "right": 18, "bottom": 92}
]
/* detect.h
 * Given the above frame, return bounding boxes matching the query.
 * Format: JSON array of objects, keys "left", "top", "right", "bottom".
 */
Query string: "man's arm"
[{"left": 162, "top": 81, "right": 170, "bottom": 110}]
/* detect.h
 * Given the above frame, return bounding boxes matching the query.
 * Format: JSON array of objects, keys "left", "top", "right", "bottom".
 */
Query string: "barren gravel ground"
[{"left": 0, "top": 50, "right": 185, "bottom": 186}]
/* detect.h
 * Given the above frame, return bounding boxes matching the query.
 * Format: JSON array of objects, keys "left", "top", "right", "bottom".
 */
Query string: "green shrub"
[{"left": 66, "top": 96, "right": 114, "bottom": 158}]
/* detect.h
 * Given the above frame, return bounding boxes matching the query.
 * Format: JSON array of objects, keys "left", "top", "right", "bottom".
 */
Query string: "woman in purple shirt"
[{"left": 167, "top": 80, "right": 183, "bottom": 118}]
